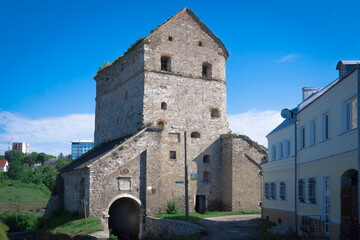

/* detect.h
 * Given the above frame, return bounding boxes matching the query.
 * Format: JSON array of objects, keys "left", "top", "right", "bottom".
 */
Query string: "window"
[
  {"left": 308, "top": 177, "right": 317, "bottom": 204},
  {"left": 198, "top": 41, "right": 204, "bottom": 47},
  {"left": 97, "top": 123, "right": 100, "bottom": 131},
  {"left": 343, "top": 97, "right": 357, "bottom": 132},
  {"left": 161, "top": 102, "right": 167, "bottom": 110},
  {"left": 161, "top": 56, "right": 171, "bottom": 71},
  {"left": 202, "top": 62, "right": 212, "bottom": 78},
  {"left": 286, "top": 140, "right": 290, "bottom": 157},
  {"left": 270, "top": 182, "right": 276, "bottom": 199},
  {"left": 300, "top": 126, "right": 306, "bottom": 149},
  {"left": 203, "top": 171, "right": 210, "bottom": 183},
  {"left": 191, "top": 131, "right": 200, "bottom": 138},
  {"left": 264, "top": 183, "right": 270, "bottom": 199},
  {"left": 170, "top": 151, "right": 176, "bottom": 160},
  {"left": 322, "top": 113, "right": 329, "bottom": 140},
  {"left": 168, "top": 36, "right": 173, "bottom": 41},
  {"left": 116, "top": 116, "right": 119, "bottom": 124},
  {"left": 211, "top": 108, "right": 220, "bottom": 118},
  {"left": 279, "top": 142, "right": 284, "bottom": 158},
  {"left": 298, "top": 178, "right": 305, "bottom": 203},
  {"left": 125, "top": 90, "right": 128, "bottom": 100},
  {"left": 203, "top": 154, "right": 211, "bottom": 163},
  {"left": 310, "top": 120, "right": 316, "bottom": 145},
  {"left": 279, "top": 181, "right": 286, "bottom": 200},
  {"left": 271, "top": 145, "right": 276, "bottom": 160}
]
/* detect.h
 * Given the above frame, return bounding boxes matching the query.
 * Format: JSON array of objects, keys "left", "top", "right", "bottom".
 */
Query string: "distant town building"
[
  {"left": 12, "top": 142, "right": 30, "bottom": 154},
  {"left": 0, "top": 160, "right": 9, "bottom": 172},
  {"left": 71, "top": 140, "right": 94, "bottom": 160},
  {"left": 43, "top": 160, "right": 57, "bottom": 167},
  {"left": 262, "top": 60, "right": 360, "bottom": 239}
]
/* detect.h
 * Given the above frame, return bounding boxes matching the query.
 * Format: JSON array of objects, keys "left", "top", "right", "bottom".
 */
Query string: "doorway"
[
  {"left": 195, "top": 195, "right": 206, "bottom": 213},
  {"left": 340, "top": 169, "right": 358, "bottom": 240}
]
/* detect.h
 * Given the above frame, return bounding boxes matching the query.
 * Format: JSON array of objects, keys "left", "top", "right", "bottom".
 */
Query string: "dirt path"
[{"left": 200, "top": 214, "right": 262, "bottom": 240}]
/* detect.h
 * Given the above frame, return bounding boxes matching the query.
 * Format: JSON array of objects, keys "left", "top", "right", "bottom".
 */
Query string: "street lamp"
[{"left": 171, "top": 126, "right": 189, "bottom": 220}]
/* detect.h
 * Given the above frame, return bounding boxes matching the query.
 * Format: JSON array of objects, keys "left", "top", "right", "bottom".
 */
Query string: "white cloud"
[
  {"left": 227, "top": 110, "right": 283, "bottom": 147},
  {"left": 276, "top": 54, "right": 302, "bottom": 63},
  {"left": 0, "top": 111, "right": 94, "bottom": 156}
]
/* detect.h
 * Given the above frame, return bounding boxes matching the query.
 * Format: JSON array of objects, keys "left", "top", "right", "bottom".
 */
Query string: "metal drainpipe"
[
  {"left": 357, "top": 64, "right": 360, "bottom": 240},
  {"left": 294, "top": 115, "right": 298, "bottom": 234}
]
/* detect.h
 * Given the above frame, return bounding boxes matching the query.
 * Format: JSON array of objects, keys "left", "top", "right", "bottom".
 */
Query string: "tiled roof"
[{"left": 0, "top": 160, "right": 8, "bottom": 167}]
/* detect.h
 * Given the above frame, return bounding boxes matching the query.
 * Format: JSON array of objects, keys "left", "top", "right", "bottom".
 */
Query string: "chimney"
[{"left": 302, "top": 87, "right": 317, "bottom": 101}]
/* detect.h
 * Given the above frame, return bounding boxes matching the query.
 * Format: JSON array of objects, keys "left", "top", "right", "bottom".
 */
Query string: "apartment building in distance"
[
  {"left": 12, "top": 142, "right": 30, "bottom": 154},
  {"left": 71, "top": 140, "right": 94, "bottom": 160},
  {"left": 262, "top": 61, "right": 360, "bottom": 240}
]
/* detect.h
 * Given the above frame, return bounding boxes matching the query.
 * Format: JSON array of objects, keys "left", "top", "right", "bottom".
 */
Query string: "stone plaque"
[{"left": 117, "top": 177, "right": 132, "bottom": 191}]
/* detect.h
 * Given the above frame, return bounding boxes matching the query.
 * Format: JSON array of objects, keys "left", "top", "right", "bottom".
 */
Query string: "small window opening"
[
  {"left": 266, "top": 216, "right": 269, "bottom": 221},
  {"left": 203, "top": 171, "right": 210, "bottom": 182},
  {"left": 168, "top": 36, "right": 173, "bottom": 41},
  {"left": 97, "top": 123, "right": 100, "bottom": 131},
  {"left": 170, "top": 151, "right": 176, "bottom": 160},
  {"left": 97, "top": 101, "right": 101, "bottom": 110},
  {"left": 161, "top": 102, "right": 167, "bottom": 110},
  {"left": 157, "top": 121, "right": 164, "bottom": 128},
  {"left": 161, "top": 56, "right": 171, "bottom": 72},
  {"left": 203, "top": 155, "right": 211, "bottom": 163},
  {"left": 198, "top": 41, "right": 203, "bottom": 47},
  {"left": 191, "top": 131, "right": 201, "bottom": 138},
  {"left": 202, "top": 62, "right": 212, "bottom": 78},
  {"left": 125, "top": 90, "right": 128, "bottom": 100},
  {"left": 211, "top": 108, "right": 220, "bottom": 118},
  {"left": 116, "top": 116, "right": 119, "bottom": 124},
  {"left": 278, "top": 218, "right": 282, "bottom": 224}
]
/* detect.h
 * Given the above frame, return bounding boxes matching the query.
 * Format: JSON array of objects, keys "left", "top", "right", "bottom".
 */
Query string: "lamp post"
[{"left": 171, "top": 126, "right": 189, "bottom": 220}]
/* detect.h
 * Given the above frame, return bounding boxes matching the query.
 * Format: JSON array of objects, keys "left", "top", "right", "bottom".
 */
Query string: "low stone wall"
[{"left": 145, "top": 216, "right": 205, "bottom": 238}]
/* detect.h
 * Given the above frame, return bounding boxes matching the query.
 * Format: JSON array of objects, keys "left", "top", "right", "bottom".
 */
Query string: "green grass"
[
  {"left": 155, "top": 210, "right": 261, "bottom": 227},
  {"left": 0, "top": 181, "right": 51, "bottom": 214},
  {"left": 38, "top": 210, "right": 103, "bottom": 236},
  {"left": 0, "top": 221, "right": 9, "bottom": 240},
  {"left": 261, "top": 220, "right": 277, "bottom": 240}
]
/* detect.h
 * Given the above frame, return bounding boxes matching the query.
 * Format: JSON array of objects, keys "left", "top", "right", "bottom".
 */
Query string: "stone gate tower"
[{"left": 46, "top": 8, "right": 266, "bottom": 239}]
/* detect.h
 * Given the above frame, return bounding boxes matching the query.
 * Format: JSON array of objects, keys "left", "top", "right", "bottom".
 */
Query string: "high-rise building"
[
  {"left": 12, "top": 142, "right": 30, "bottom": 154},
  {"left": 71, "top": 140, "right": 94, "bottom": 160}
]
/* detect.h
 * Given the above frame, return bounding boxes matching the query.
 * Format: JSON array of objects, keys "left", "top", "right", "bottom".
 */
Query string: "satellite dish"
[{"left": 281, "top": 108, "right": 292, "bottom": 119}]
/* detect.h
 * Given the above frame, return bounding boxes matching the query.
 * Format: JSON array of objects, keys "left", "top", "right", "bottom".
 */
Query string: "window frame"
[
  {"left": 272, "top": 145, "right": 276, "bottom": 161},
  {"left": 161, "top": 56, "right": 171, "bottom": 72},
  {"left": 279, "top": 142, "right": 284, "bottom": 158},
  {"left": 310, "top": 119, "right": 316, "bottom": 146},
  {"left": 286, "top": 139, "right": 291, "bottom": 157},
  {"left": 279, "top": 180, "right": 287, "bottom": 201},
  {"left": 322, "top": 112, "right": 330, "bottom": 140},
  {"left": 308, "top": 176, "right": 317, "bottom": 204},
  {"left": 300, "top": 126, "right": 306, "bottom": 149},
  {"left": 264, "top": 182, "right": 270, "bottom": 199},
  {"left": 270, "top": 181, "right": 277, "bottom": 200},
  {"left": 298, "top": 177, "right": 306, "bottom": 203},
  {"left": 342, "top": 96, "right": 357, "bottom": 133}
]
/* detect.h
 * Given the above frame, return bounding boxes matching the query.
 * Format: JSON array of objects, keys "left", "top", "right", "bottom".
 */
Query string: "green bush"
[
  {"left": 0, "top": 221, "right": 9, "bottom": 240},
  {"left": 166, "top": 200, "right": 179, "bottom": 214},
  {"left": 0, "top": 212, "right": 39, "bottom": 232}
]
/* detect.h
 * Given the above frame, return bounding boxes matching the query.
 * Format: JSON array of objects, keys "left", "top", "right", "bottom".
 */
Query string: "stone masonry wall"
[
  {"left": 94, "top": 44, "right": 145, "bottom": 146},
  {"left": 145, "top": 216, "right": 205, "bottom": 239},
  {"left": 221, "top": 135, "right": 233, "bottom": 210}
]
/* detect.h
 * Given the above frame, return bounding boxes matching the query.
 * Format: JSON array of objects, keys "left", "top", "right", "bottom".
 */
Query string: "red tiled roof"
[{"left": 0, "top": 160, "right": 8, "bottom": 167}]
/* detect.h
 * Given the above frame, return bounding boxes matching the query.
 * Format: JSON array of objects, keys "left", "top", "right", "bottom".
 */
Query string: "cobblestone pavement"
[{"left": 200, "top": 214, "right": 262, "bottom": 240}]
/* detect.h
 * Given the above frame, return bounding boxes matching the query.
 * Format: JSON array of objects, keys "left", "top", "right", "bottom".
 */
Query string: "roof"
[
  {"left": 94, "top": 7, "right": 229, "bottom": 77},
  {"left": 336, "top": 60, "right": 360, "bottom": 70},
  {"left": 0, "top": 160, "right": 8, "bottom": 167},
  {"left": 267, "top": 107, "right": 298, "bottom": 136},
  {"left": 71, "top": 140, "right": 94, "bottom": 143}
]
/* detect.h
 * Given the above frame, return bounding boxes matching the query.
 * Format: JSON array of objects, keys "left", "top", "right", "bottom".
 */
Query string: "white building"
[
  {"left": 262, "top": 61, "right": 360, "bottom": 240},
  {"left": 71, "top": 140, "right": 94, "bottom": 160},
  {"left": 0, "top": 160, "right": 9, "bottom": 172},
  {"left": 12, "top": 142, "right": 30, "bottom": 154}
]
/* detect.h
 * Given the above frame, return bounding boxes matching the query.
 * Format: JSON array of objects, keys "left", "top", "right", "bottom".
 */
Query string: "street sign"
[
  {"left": 190, "top": 173, "right": 198, "bottom": 180},
  {"left": 175, "top": 181, "right": 184, "bottom": 184}
]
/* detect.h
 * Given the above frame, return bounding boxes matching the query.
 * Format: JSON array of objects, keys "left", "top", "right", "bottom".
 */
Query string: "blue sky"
[{"left": 0, "top": 0, "right": 359, "bottom": 155}]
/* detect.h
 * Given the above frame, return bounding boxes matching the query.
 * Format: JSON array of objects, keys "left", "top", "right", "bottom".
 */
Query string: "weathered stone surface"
[{"left": 145, "top": 216, "right": 205, "bottom": 238}]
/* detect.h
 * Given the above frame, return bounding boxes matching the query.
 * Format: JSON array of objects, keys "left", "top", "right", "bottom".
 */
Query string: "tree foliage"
[
  {"left": 5, "top": 150, "right": 25, "bottom": 163},
  {"left": 0, "top": 212, "right": 39, "bottom": 232},
  {"left": 56, "top": 158, "right": 68, "bottom": 170}
]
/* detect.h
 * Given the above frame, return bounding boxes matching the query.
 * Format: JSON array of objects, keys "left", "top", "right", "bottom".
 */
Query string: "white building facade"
[
  {"left": 12, "top": 142, "right": 30, "bottom": 154},
  {"left": 262, "top": 61, "right": 360, "bottom": 240},
  {"left": 71, "top": 140, "right": 94, "bottom": 160}
]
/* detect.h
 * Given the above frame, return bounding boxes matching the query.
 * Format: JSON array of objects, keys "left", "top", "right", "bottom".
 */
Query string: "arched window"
[
  {"left": 191, "top": 131, "right": 200, "bottom": 138},
  {"left": 161, "top": 102, "right": 167, "bottom": 110},
  {"left": 202, "top": 62, "right": 212, "bottom": 78},
  {"left": 211, "top": 108, "right": 220, "bottom": 118},
  {"left": 161, "top": 56, "right": 171, "bottom": 72},
  {"left": 157, "top": 121, "right": 164, "bottom": 128},
  {"left": 203, "top": 154, "right": 211, "bottom": 163}
]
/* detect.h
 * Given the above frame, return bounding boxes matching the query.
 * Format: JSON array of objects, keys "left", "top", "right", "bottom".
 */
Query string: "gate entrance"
[
  {"left": 340, "top": 169, "right": 358, "bottom": 240},
  {"left": 108, "top": 197, "right": 140, "bottom": 240},
  {"left": 195, "top": 195, "right": 206, "bottom": 213}
]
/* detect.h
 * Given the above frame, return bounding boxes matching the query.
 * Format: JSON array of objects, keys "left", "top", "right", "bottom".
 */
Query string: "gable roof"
[
  {"left": 95, "top": 7, "right": 229, "bottom": 77},
  {"left": 336, "top": 60, "right": 360, "bottom": 70},
  {"left": 0, "top": 160, "right": 8, "bottom": 167}
]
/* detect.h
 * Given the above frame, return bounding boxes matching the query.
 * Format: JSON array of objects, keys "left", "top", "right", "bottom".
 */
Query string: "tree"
[
  {"left": 56, "top": 158, "right": 67, "bottom": 170},
  {"left": 0, "top": 155, "right": 4, "bottom": 160},
  {"left": 36, "top": 153, "right": 47, "bottom": 164},
  {"left": 65, "top": 154, "right": 72, "bottom": 162},
  {"left": 23, "top": 152, "right": 38, "bottom": 167},
  {"left": 33, "top": 166, "right": 57, "bottom": 190},
  {"left": 5, "top": 150, "right": 25, "bottom": 163},
  {"left": 7, "top": 160, "right": 25, "bottom": 180},
  {"left": 58, "top": 153, "right": 64, "bottom": 159}
]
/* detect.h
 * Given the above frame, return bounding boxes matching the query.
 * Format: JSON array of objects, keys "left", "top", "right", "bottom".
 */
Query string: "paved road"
[{"left": 200, "top": 214, "right": 262, "bottom": 240}]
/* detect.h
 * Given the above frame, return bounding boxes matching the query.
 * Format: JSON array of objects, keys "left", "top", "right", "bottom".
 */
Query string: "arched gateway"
[{"left": 106, "top": 194, "right": 143, "bottom": 240}]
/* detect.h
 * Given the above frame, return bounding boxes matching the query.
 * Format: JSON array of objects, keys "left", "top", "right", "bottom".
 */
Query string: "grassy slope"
[{"left": 0, "top": 181, "right": 51, "bottom": 214}]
